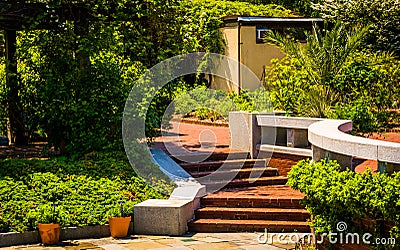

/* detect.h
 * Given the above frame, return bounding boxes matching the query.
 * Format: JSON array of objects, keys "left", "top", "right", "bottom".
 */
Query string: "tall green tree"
[{"left": 312, "top": 0, "right": 400, "bottom": 56}]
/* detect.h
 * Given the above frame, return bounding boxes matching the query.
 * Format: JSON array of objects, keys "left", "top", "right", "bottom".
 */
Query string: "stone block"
[
  {"left": 134, "top": 199, "right": 193, "bottom": 236},
  {"left": 287, "top": 128, "right": 309, "bottom": 148},
  {"left": 312, "top": 145, "right": 352, "bottom": 170},
  {"left": 169, "top": 184, "right": 206, "bottom": 210}
]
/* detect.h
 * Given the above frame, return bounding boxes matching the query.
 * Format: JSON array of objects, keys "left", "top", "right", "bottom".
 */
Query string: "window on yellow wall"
[{"left": 256, "top": 28, "right": 271, "bottom": 43}]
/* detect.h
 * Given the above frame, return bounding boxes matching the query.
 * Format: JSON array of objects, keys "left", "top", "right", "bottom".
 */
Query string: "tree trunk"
[{"left": 5, "top": 30, "right": 27, "bottom": 145}]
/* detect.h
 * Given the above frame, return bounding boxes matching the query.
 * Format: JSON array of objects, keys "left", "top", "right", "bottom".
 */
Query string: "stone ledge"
[
  {"left": 256, "top": 116, "right": 324, "bottom": 129},
  {"left": 309, "top": 119, "right": 400, "bottom": 164},
  {"left": 0, "top": 224, "right": 130, "bottom": 247},
  {"left": 257, "top": 144, "right": 312, "bottom": 157}
]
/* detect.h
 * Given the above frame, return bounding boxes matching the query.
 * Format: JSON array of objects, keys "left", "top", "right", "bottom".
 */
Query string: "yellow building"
[{"left": 211, "top": 16, "right": 324, "bottom": 93}]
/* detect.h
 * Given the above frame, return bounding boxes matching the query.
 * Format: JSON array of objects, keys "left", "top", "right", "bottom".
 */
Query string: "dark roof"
[{"left": 223, "top": 16, "right": 324, "bottom": 27}]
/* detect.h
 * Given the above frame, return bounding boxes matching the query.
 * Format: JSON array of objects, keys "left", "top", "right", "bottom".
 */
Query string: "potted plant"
[
  {"left": 107, "top": 200, "right": 134, "bottom": 238},
  {"left": 29, "top": 203, "right": 66, "bottom": 245}
]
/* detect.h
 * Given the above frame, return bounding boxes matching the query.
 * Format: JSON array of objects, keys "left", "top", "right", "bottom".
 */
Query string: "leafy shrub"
[
  {"left": 27, "top": 203, "right": 69, "bottom": 226},
  {"left": 331, "top": 97, "right": 380, "bottom": 134},
  {"left": 264, "top": 23, "right": 400, "bottom": 132},
  {"left": 181, "top": 0, "right": 293, "bottom": 53},
  {"left": 287, "top": 159, "right": 400, "bottom": 248},
  {"left": 174, "top": 87, "right": 272, "bottom": 121},
  {"left": 228, "top": 0, "right": 320, "bottom": 16},
  {"left": 313, "top": 0, "right": 400, "bottom": 55},
  {"left": 0, "top": 152, "right": 165, "bottom": 233}
]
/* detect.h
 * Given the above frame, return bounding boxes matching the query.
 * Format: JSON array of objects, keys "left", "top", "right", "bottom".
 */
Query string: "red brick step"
[
  {"left": 179, "top": 159, "right": 267, "bottom": 172},
  {"left": 201, "top": 196, "right": 304, "bottom": 209},
  {"left": 189, "top": 167, "right": 279, "bottom": 179},
  {"left": 188, "top": 219, "right": 310, "bottom": 233},
  {"left": 199, "top": 176, "right": 288, "bottom": 190},
  {"left": 195, "top": 207, "right": 310, "bottom": 221}
]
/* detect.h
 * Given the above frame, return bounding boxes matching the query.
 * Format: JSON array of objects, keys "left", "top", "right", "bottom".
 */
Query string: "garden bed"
[{"left": 0, "top": 151, "right": 164, "bottom": 236}]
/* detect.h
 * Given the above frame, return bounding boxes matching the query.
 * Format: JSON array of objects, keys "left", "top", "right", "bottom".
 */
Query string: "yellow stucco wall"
[
  {"left": 211, "top": 25, "right": 284, "bottom": 92},
  {"left": 210, "top": 26, "right": 239, "bottom": 93},
  {"left": 240, "top": 26, "right": 284, "bottom": 90}
]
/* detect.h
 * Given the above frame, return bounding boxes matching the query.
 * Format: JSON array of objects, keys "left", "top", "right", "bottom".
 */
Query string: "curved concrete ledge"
[
  {"left": 309, "top": 119, "right": 400, "bottom": 164},
  {"left": 257, "top": 115, "right": 324, "bottom": 129}
]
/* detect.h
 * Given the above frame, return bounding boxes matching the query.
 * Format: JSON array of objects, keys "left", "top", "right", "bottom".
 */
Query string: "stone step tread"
[
  {"left": 202, "top": 196, "right": 303, "bottom": 201},
  {"left": 189, "top": 219, "right": 309, "bottom": 226},
  {"left": 171, "top": 152, "right": 249, "bottom": 163},
  {"left": 199, "top": 176, "right": 287, "bottom": 185},
  {"left": 201, "top": 195, "right": 304, "bottom": 209},
  {"left": 189, "top": 167, "right": 279, "bottom": 177},
  {"left": 188, "top": 219, "right": 311, "bottom": 232},
  {"left": 195, "top": 207, "right": 310, "bottom": 221},
  {"left": 196, "top": 207, "right": 309, "bottom": 214},
  {"left": 206, "top": 185, "right": 305, "bottom": 200},
  {"left": 180, "top": 159, "right": 266, "bottom": 168}
]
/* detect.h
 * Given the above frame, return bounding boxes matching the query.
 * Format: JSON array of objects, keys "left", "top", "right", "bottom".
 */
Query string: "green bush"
[
  {"left": 228, "top": 0, "right": 320, "bottom": 16},
  {"left": 287, "top": 159, "right": 400, "bottom": 248},
  {"left": 0, "top": 152, "right": 165, "bottom": 232},
  {"left": 181, "top": 0, "right": 293, "bottom": 53},
  {"left": 174, "top": 87, "right": 272, "bottom": 121},
  {"left": 331, "top": 97, "right": 380, "bottom": 134},
  {"left": 313, "top": 0, "right": 400, "bottom": 55},
  {"left": 264, "top": 23, "right": 400, "bottom": 132},
  {"left": 106, "top": 200, "right": 136, "bottom": 218}
]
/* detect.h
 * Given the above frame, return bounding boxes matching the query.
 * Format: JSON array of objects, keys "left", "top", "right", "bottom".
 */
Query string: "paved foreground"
[{"left": 2, "top": 233, "right": 300, "bottom": 250}]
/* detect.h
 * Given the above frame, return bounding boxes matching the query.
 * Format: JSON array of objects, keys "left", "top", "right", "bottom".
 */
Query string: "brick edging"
[{"left": 171, "top": 118, "right": 229, "bottom": 127}]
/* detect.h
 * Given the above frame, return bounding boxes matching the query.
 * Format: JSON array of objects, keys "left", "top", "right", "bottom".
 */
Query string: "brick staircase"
[{"left": 174, "top": 152, "right": 311, "bottom": 233}]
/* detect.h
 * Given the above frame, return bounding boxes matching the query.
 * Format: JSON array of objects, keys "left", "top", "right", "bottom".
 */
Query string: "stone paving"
[{"left": 2, "top": 233, "right": 301, "bottom": 250}]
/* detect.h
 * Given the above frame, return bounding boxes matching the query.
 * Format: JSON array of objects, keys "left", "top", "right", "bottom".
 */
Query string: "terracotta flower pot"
[
  {"left": 108, "top": 217, "right": 131, "bottom": 238},
  {"left": 38, "top": 223, "right": 61, "bottom": 245}
]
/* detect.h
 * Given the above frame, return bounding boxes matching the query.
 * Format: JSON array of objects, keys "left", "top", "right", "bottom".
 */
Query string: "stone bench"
[{"left": 229, "top": 111, "right": 321, "bottom": 158}]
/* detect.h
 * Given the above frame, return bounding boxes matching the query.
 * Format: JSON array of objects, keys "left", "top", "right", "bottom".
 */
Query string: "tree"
[{"left": 312, "top": 0, "right": 400, "bottom": 56}]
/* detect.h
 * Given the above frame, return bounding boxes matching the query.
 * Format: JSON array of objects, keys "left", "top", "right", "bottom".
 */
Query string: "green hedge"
[
  {"left": 0, "top": 151, "right": 164, "bottom": 233},
  {"left": 287, "top": 159, "right": 400, "bottom": 248}
]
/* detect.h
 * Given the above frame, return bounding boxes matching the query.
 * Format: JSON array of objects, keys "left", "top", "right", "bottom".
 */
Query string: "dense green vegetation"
[
  {"left": 314, "top": 0, "right": 400, "bottom": 56},
  {"left": 0, "top": 0, "right": 399, "bottom": 238},
  {"left": 174, "top": 87, "right": 272, "bottom": 121},
  {"left": 0, "top": 151, "right": 164, "bottom": 232},
  {"left": 264, "top": 23, "right": 400, "bottom": 133},
  {"left": 0, "top": 0, "right": 291, "bottom": 234},
  {"left": 288, "top": 160, "right": 400, "bottom": 249},
  {"left": 0, "top": 0, "right": 291, "bottom": 155}
]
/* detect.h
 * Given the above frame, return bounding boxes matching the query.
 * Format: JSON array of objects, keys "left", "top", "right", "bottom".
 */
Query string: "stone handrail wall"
[
  {"left": 229, "top": 112, "right": 400, "bottom": 173},
  {"left": 229, "top": 111, "right": 322, "bottom": 158},
  {"left": 309, "top": 119, "right": 400, "bottom": 173}
]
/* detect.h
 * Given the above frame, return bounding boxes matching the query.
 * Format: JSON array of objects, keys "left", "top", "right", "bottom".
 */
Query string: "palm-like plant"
[
  {"left": 265, "top": 22, "right": 369, "bottom": 86},
  {"left": 264, "top": 22, "right": 369, "bottom": 117}
]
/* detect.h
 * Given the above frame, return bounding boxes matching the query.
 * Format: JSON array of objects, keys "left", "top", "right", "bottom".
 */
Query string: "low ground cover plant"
[{"left": 0, "top": 151, "right": 164, "bottom": 233}]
